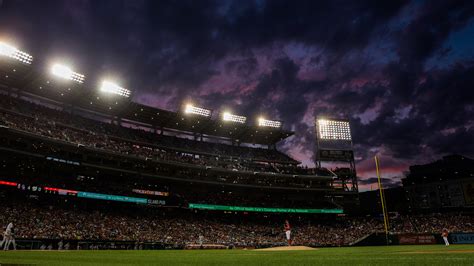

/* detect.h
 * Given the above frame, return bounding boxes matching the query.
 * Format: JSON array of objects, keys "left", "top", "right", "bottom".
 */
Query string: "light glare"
[
  {"left": 0, "top": 42, "right": 33, "bottom": 64},
  {"left": 0, "top": 42, "right": 17, "bottom": 57},
  {"left": 184, "top": 104, "right": 211, "bottom": 117},
  {"left": 223, "top": 112, "right": 246, "bottom": 123},
  {"left": 52, "top": 64, "right": 72, "bottom": 79},
  {"left": 100, "top": 81, "right": 131, "bottom": 97},
  {"left": 258, "top": 117, "right": 282, "bottom": 128},
  {"left": 51, "top": 64, "right": 85, "bottom": 83}
]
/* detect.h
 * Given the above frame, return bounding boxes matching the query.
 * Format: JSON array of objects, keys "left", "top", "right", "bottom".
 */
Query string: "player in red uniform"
[
  {"left": 442, "top": 228, "right": 449, "bottom": 246},
  {"left": 284, "top": 220, "right": 292, "bottom": 246}
]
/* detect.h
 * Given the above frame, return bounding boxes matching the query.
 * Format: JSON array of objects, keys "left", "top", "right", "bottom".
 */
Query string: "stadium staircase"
[{"left": 349, "top": 233, "right": 375, "bottom": 246}]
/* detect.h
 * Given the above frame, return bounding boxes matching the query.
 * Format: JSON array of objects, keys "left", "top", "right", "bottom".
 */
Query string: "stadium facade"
[{"left": 402, "top": 155, "right": 474, "bottom": 211}]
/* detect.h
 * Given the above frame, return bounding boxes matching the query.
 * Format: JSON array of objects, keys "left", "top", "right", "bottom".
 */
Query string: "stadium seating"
[{"left": 0, "top": 96, "right": 328, "bottom": 177}]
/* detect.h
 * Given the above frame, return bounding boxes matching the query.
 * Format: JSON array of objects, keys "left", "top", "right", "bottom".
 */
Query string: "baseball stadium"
[{"left": 1, "top": 1, "right": 474, "bottom": 265}]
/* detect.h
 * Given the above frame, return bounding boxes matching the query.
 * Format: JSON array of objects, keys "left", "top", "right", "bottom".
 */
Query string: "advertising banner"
[
  {"left": 398, "top": 234, "right": 436, "bottom": 245},
  {"left": 188, "top": 203, "right": 343, "bottom": 214},
  {"left": 451, "top": 233, "right": 474, "bottom": 244}
]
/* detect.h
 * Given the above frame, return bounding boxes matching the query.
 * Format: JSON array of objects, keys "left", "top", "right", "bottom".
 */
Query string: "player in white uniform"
[
  {"left": 284, "top": 220, "right": 292, "bottom": 246},
  {"left": 2, "top": 223, "right": 16, "bottom": 250},
  {"left": 442, "top": 228, "right": 449, "bottom": 246}
]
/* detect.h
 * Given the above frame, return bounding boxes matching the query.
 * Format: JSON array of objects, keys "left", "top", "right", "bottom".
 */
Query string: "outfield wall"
[
  {"left": 3, "top": 239, "right": 179, "bottom": 250},
  {"left": 6, "top": 233, "right": 474, "bottom": 250},
  {"left": 354, "top": 232, "right": 474, "bottom": 246},
  {"left": 3, "top": 239, "right": 294, "bottom": 250}
]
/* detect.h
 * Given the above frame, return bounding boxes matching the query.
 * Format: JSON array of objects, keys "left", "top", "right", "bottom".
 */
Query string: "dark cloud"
[
  {"left": 0, "top": 0, "right": 473, "bottom": 189},
  {"left": 328, "top": 84, "right": 387, "bottom": 115},
  {"left": 398, "top": 0, "right": 474, "bottom": 65},
  {"left": 0, "top": 0, "right": 408, "bottom": 90},
  {"left": 224, "top": 57, "right": 258, "bottom": 78},
  {"left": 388, "top": 0, "right": 474, "bottom": 103},
  {"left": 427, "top": 126, "right": 474, "bottom": 155}
]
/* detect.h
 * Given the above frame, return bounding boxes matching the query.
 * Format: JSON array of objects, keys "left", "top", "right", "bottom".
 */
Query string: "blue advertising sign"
[{"left": 450, "top": 233, "right": 474, "bottom": 244}]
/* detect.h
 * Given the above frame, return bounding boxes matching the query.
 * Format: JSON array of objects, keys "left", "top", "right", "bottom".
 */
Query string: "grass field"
[{"left": 1, "top": 245, "right": 473, "bottom": 265}]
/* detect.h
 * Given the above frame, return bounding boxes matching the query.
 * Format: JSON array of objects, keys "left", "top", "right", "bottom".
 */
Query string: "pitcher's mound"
[{"left": 255, "top": 246, "right": 318, "bottom": 251}]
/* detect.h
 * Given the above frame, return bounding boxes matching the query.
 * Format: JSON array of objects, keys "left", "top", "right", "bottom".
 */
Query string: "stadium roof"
[{"left": 0, "top": 57, "right": 294, "bottom": 145}]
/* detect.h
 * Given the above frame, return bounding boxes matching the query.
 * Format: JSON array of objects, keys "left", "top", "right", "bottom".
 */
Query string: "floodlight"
[
  {"left": 258, "top": 117, "right": 282, "bottom": 128},
  {"left": 51, "top": 64, "right": 85, "bottom": 83},
  {"left": 317, "top": 119, "right": 352, "bottom": 140},
  {"left": 222, "top": 112, "right": 246, "bottom": 123},
  {"left": 100, "top": 81, "right": 131, "bottom": 97},
  {"left": 0, "top": 43, "right": 16, "bottom": 56},
  {"left": 184, "top": 104, "right": 211, "bottom": 117},
  {"left": 0, "top": 42, "right": 33, "bottom": 64}
]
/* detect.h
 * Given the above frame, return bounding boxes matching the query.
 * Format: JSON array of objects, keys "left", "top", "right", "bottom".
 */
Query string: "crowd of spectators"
[
  {"left": 0, "top": 200, "right": 371, "bottom": 247},
  {"left": 1, "top": 198, "right": 473, "bottom": 248},
  {"left": 0, "top": 96, "right": 328, "bottom": 177},
  {"left": 391, "top": 213, "right": 474, "bottom": 234}
]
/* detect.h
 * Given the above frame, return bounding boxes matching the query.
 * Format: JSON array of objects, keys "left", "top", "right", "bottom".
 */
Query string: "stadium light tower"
[
  {"left": 258, "top": 117, "right": 282, "bottom": 128},
  {"left": 100, "top": 80, "right": 131, "bottom": 98},
  {"left": 315, "top": 117, "right": 357, "bottom": 193},
  {"left": 0, "top": 42, "right": 33, "bottom": 64},
  {"left": 184, "top": 104, "right": 212, "bottom": 117},
  {"left": 51, "top": 63, "right": 85, "bottom": 83},
  {"left": 222, "top": 112, "right": 246, "bottom": 123}
]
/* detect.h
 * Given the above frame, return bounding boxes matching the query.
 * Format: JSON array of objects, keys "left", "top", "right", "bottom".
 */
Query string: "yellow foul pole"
[{"left": 375, "top": 156, "right": 389, "bottom": 245}]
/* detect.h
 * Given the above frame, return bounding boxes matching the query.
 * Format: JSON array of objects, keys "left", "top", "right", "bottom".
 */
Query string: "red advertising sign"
[{"left": 398, "top": 234, "right": 436, "bottom": 245}]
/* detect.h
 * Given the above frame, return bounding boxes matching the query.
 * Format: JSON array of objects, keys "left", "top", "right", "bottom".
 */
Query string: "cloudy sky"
[{"left": 1, "top": 0, "right": 473, "bottom": 190}]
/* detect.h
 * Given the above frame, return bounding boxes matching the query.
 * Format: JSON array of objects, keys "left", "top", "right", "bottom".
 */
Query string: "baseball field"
[{"left": 1, "top": 245, "right": 473, "bottom": 265}]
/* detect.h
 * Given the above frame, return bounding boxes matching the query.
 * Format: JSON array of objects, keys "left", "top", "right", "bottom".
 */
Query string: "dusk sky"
[{"left": 1, "top": 0, "right": 473, "bottom": 190}]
